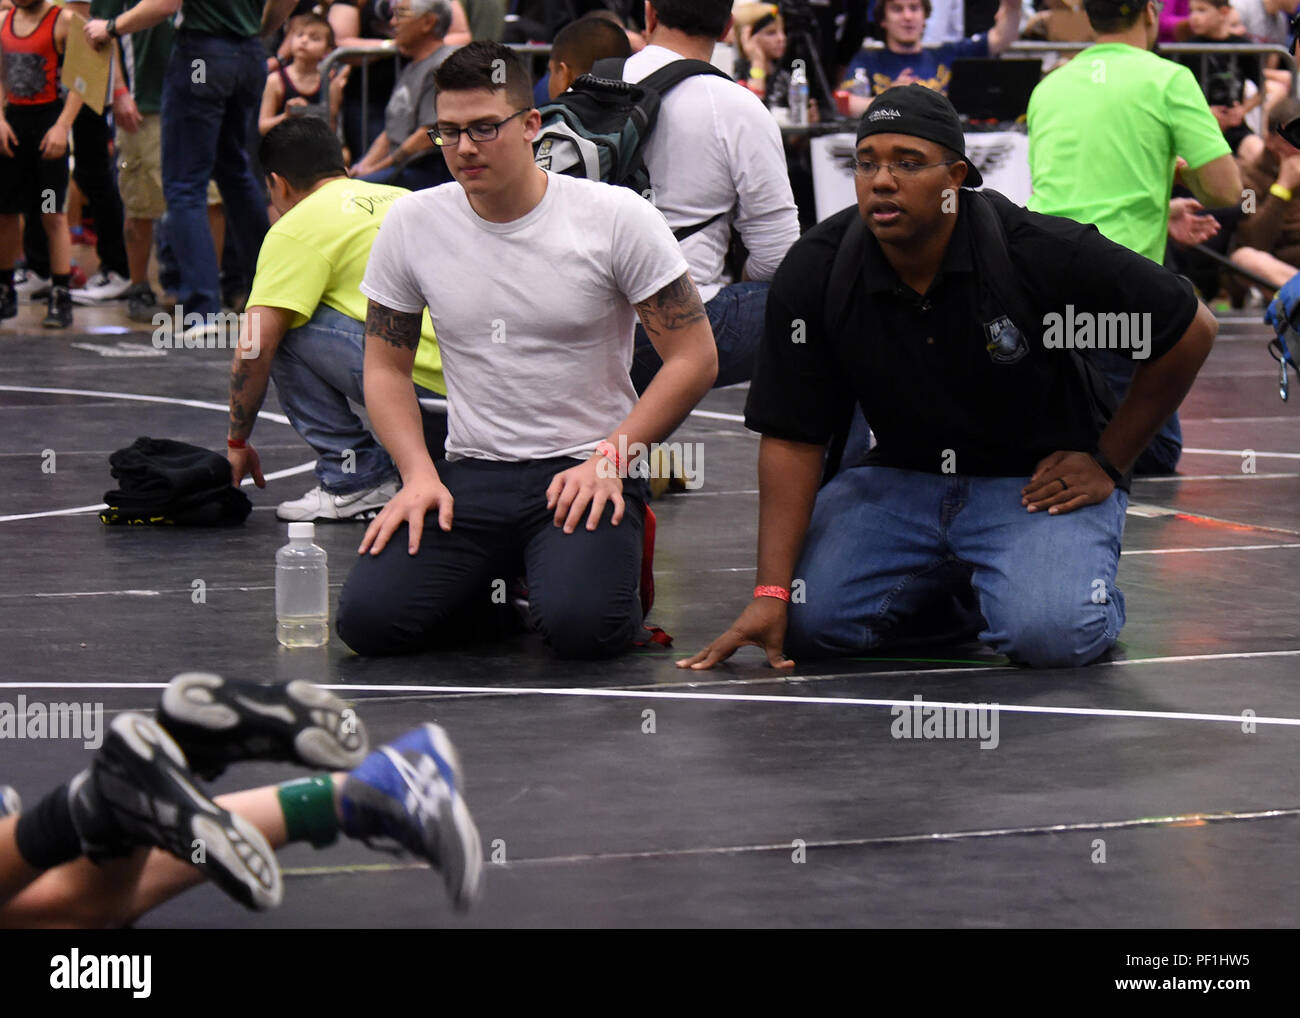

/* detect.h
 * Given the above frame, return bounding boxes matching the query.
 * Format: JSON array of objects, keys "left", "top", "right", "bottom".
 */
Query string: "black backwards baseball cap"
[{"left": 855, "top": 84, "right": 983, "bottom": 187}]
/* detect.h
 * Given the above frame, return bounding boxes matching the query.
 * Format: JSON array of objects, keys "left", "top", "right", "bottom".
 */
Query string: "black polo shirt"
[{"left": 745, "top": 194, "right": 1200, "bottom": 479}]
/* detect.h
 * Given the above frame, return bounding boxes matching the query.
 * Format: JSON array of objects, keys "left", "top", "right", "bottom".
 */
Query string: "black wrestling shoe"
[
  {"left": 68, "top": 712, "right": 282, "bottom": 911},
  {"left": 126, "top": 283, "right": 158, "bottom": 323},
  {"left": 0, "top": 284, "right": 16, "bottom": 321},
  {"left": 158, "top": 672, "right": 369, "bottom": 780},
  {"left": 42, "top": 286, "right": 72, "bottom": 329}
]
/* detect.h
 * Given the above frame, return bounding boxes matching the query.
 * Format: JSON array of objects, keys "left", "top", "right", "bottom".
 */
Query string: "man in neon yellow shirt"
[
  {"left": 1027, "top": 0, "right": 1241, "bottom": 472},
  {"left": 224, "top": 117, "right": 446, "bottom": 521}
]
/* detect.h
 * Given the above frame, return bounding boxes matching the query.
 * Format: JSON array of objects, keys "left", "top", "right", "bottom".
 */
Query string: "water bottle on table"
[{"left": 276, "top": 522, "right": 329, "bottom": 648}]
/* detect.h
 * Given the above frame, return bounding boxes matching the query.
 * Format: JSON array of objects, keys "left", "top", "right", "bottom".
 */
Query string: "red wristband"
[
  {"left": 113, "top": 86, "right": 129, "bottom": 99},
  {"left": 754, "top": 585, "right": 790, "bottom": 602},
  {"left": 227, "top": 437, "right": 247, "bottom": 449},
  {"left": 595, "top": 439, "right": 623, "bottom": 470}
]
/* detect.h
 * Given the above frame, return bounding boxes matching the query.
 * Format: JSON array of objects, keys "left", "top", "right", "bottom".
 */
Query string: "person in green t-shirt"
[
  {"left": 225, "top": 117, "right": 447, "bottom": 523},
  {"left": 1027, "top": 0, "right": 1242, "bottom": 473}
]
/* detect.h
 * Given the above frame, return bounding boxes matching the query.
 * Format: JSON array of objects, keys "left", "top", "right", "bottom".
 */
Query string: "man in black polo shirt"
[{"left": 679, "top": 86, "right": 1218, "bottom": 671}]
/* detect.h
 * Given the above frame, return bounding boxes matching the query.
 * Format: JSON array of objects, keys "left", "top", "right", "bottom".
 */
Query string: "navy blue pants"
[{"left": 337, "top": 457, "right": 648, "bottom": 659}]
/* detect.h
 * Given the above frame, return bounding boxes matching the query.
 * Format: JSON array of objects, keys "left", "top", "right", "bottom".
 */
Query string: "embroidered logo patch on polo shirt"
[{"left": 984, "top": 315, "right": 1028, "bottom": 364}]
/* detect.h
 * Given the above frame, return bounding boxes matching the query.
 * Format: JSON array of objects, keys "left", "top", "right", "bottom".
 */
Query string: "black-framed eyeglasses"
[
  {"left": 854, "top": 158, "right": 958, "bottom": 179},
  {"left": 428, "top": 109, "right": 529, "bottom": 147}
]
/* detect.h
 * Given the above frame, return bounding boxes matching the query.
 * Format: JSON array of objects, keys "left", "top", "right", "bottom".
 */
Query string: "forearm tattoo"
[
  {"left": 634, "top": 272, "right": 708, "bottom": 342},
  {"left": 366, "top": 299, "right": 423, "bottom": 351},
  {"left": 229, "top": 359, "right": 267, "bottom": 441}
]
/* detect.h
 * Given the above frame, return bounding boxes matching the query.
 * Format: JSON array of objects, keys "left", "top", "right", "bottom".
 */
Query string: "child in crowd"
[
  {"left": 260, "top": 12, "right": 349, "bottom": 135},
  {"left": 0, "top": 0, "right": 83, "bottom": 329},
  {"left": 733, "top": 3, "right": 790, "bottom": 108},
  {"left": 544, "top": 12, "right": 632, "bottom": 99},
  {"left": 1180, "top": 0, "right": 1264, "bottom": 153}
]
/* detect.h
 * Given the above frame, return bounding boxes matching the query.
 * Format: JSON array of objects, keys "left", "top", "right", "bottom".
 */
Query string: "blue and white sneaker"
[
  {"left": 69, "top": 713, "right": 283, "bottom": 911},
  {"left": 340, "top": 723, "right": 482, "bottom": 911},
  {"left": 0, "top": 785, "right": 20, "bottom": 818}
]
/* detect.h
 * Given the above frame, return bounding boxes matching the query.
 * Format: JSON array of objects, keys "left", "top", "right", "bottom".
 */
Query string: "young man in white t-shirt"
[{"left": 336, "top": 41, "right": 719, "bottom": 659}]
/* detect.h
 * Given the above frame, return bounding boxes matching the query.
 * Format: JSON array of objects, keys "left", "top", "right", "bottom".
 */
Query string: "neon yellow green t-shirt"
[
  {"left": 246, "top": 178, "right": 444, "bottom": 395},
  {"left": 1027, "top": 42, "right": 1231, "bottom": 265}
]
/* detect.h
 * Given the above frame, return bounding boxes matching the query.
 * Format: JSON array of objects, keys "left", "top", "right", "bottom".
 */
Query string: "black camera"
[{"left": 1204, "top": 71, "right": 1242, "bottom": 107}]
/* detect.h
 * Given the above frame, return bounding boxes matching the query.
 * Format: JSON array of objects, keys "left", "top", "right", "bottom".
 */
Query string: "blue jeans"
[
  {"left": 161, "top": 34, "right": 268, "bottom": 318},
  {"left": 786, "top": 466, "right": 1129, "bottom": 668},
  {"left": 1090, "top": 350, "right": 1182, "bottom": 474},
  {"left": 269, "top": 305, "right": 445, "bottom": 492},
  {"left": 631, "top": 281, "right": 769, "bottom": 393}
]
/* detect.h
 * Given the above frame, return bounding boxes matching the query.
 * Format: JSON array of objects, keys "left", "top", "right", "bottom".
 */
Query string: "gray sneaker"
[
  {"left": 276, "top": 478, "right": 400, "bottom": 522},
  {"left": 126, "top": 283, "right": 159, "bottom": 323}
]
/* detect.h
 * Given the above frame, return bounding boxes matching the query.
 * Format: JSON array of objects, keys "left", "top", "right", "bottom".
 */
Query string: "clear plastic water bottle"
[
  {"left": 276, "top": 522, "right": 328, "bottom": 648},
  {"left": 852, "top": 67, "right": 871, "bottom": 98},
  {"left": 789, "top": 63, "right": 809, "bottom": 127}
]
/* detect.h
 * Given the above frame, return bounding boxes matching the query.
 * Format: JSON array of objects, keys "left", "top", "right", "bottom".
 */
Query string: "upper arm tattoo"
[
  {"left": 634, "top": 272, "right": 708, "bottom": 342},
  {"left": 366, "top": 298, "right": 423, "bottom": 351}
]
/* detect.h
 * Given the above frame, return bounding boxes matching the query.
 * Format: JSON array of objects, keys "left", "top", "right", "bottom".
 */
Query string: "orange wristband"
[{"left": 754, "top": 585, "right": 790, "bottom": 602}]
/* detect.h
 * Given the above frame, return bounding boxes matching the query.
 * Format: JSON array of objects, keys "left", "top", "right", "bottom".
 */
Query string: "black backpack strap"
[
  {"left": 636, "top": 57, "right": 733, "bottom": 96},
  {"left": 672, "top": 212, "right": 725, "bottom": 242},
  {"left": 963, "top": 189, "right": 1037, "bottom": 335},
  {"left": 628, "top": 58, "right": 732, "bottom": 242},
  {"left": 820, "top": 213, "right": 870, "bottom": 483},
  {"left": 827, "top": 213, "right": 868, "bottom": 339},
  {"left": 966, "top": 189, "right": 1119, "bottom": 431}
]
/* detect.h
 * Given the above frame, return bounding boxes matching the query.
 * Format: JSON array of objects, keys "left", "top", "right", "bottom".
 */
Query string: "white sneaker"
[
  {"left": 276, "top": 478, "right": 400, "bottom": 522},
  {"left": 14, "top": 268, "right": 51, "bottom": 302},
  {"left": 71, "top": 270, "right": 132, "bottom": 305}
]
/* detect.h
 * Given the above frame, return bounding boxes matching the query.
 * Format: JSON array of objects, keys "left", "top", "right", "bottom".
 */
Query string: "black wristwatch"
[
  {"left": 1091, "top": 448, "right": 1124, "bottom": 486},
  {"left": 106, "top": 17, "right": 119, "bottom": 38}
]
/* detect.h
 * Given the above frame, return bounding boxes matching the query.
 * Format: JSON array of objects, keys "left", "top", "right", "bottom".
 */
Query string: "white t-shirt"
[
  {"left": 622, "top": 45, "right": 800, "bottom": 303},
  {"left": 361, "top": 172, "right": 688, "bottom": 463}
]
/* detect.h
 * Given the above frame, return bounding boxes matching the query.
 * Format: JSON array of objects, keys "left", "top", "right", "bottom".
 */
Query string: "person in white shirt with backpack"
[{"left": 618, "top": 0, "right": 801, "bottom": 392}]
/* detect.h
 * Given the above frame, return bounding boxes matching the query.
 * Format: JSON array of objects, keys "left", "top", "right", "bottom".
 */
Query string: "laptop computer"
[{"left": 947, "top": 58, "right": 1042, "bottom": 123}]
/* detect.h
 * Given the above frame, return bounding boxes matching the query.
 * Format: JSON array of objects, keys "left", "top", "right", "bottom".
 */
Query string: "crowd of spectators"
[
  {"left": 4, "top": 0, "right": 1298, "bottom": 330},
  {"left": 2, "top": 0, "right": 1298, "bottom": 490}
]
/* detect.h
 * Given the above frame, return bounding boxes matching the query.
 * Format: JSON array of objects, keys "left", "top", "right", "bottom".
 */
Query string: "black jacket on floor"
[{"left": 101, "top": 437, "right": 252, "bottom": 526}]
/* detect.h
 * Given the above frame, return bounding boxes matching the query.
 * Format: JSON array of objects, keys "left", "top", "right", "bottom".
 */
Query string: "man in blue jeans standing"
[
  {"left": 86, "top": 0, "right": 296, "bottom": 323},
  {"left": 680, "top": 86, "right": 1219, "bottom": 672},
  {"left": 621, "top": 0, "right": 800, "bottom": 392},
  {"left": 221, "top": 118, "right": 446, "bottom": 522}
]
